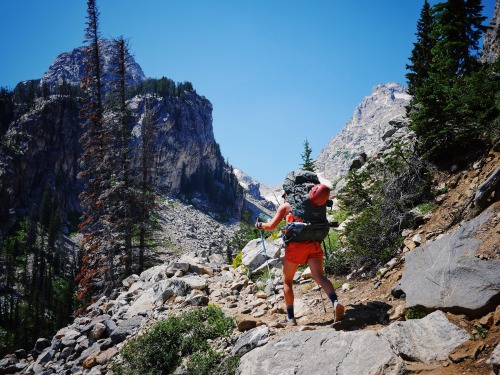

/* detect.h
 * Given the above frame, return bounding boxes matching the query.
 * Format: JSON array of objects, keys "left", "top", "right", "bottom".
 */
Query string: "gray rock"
[
  {"left": 75, "top": 344, "right": 101, "bottom": 366},
  {"left": 98, "top": 338, "right": 114, "bottom": 351},
  {"left": 232, "top": 326, "right": 269, "bottom": 356},
  {"left": 380, "top": 311, "right": 469, "bottom": 362},
  {"left": 103, "top": 319, "right": 117, "bottom": 336},
  {"left": 185, "top": 291, "right": 209, "bottom": 306},
  {"left": 242, "top": 238, "right": 280, "bottom": 273},
  {"left": 490, "top": 343, "right": 500, "bottom": 375},
  {"left": 110, "top": 316, "right": 145, "bottom": 344},
  {"left": 34, "top": 348, "right": 54, "bottom": 365},
  {"left": 50, "top": 339, "right": 62, "bottom": 351},
  {"left": 238, "top": 310, "right": 469, "bottom": 375},
  {"left": 34, "top": 338, "right": 51, "bottom": 353},
  {"left": 14, "top": 349, "right": 27, "bottom": 359},
  {"left": 238, "top": 329, "right": 405, "bottom": 375},
  {"left": 40, "top": 39, "right": 146, "bottom": 90},
  {"left": 397, "top": 210, "right": 500, "bottom": 317},
  {"left": 124, "top": 288, "right": 156, "bottom": 318},
  {"left": 60, "top": 346, "right": 73, "bottom": 360},
  {"left": 474, "top": 167, "right": 500, "bottom": 208},
  {"left": 0, "top": 354, "right": 17, "bottom": 368},
  {"left": 140, "top": 264, "right": 169, "bottom": 283}
]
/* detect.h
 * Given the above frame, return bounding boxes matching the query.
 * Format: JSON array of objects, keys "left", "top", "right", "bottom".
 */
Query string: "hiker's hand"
[{"left": 255, "top": 217, "right": 263, "bottom": 230}]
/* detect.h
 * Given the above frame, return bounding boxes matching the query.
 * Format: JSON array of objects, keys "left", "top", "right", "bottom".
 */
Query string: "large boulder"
[
  {"left": 241, "top": 238, "right": 281, "bottom": 274},
  {"left": 238, "top": 311, "right": 468, "bottom": 375},
  {"left": 238, "top": 328, "right": 406, "bottom": 375},
  {"left": 394, "top": 209, "right": 500, "bottom": 318},
  {"left": 379, "top": 311, "right": 469, "bottom": 362}
]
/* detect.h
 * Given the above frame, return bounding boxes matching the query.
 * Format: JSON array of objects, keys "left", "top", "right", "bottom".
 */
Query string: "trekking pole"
[{"left": 259, "top": 227, "right": 278, "bottom": 308}]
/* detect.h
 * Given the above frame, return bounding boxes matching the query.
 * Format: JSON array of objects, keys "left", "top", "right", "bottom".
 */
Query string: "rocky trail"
[{"left": 1, "top": 149, "right": 499, "bottom": 375}]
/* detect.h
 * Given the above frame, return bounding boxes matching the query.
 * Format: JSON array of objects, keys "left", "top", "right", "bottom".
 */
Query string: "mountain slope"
[
  {"left": 0, "top": 42, "right": 244, "bottom": 235},
  {"left": 315, "top": 82, "right": 411, "bottom": 190}
]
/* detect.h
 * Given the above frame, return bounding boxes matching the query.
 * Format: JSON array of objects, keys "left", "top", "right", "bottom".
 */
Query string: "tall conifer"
[
  {"left": 406, "top": 0, "right": 434, "bottom": 96},
  {"left": 430, "top": 0, "right": 486, "bottom": 77},
  {"left": 408, "top": 0, "right": 489, "bottom": 160},
  {"left": 136, "top": 100, "right": 158, "bottom": 272},
  {"left": 106, "top": 37, "right": 135, "bottom": 277},
  {"left": 77, "top": 0, "right": 107, "bottom": 300}
]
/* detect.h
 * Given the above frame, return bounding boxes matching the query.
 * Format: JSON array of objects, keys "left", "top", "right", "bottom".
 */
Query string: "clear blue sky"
[{"left": 1, "top": 1, "right": 496, "bottom": 185}]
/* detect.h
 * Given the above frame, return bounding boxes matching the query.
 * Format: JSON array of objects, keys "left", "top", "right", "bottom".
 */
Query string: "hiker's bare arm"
[{"left": 260, "top": 203, "right": 290, "bottom": 231}]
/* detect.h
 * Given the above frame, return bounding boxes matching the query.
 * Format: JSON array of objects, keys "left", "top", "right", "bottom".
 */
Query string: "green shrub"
[
  {"left": 472, "top": 325, "right": 488, "bottom": 340},
  {"left": 337, "top": 141, "right": 433, "bottom": 274},
  {"left": 330, "top": 208, "right": 349, "bottom": 224},
  {"left": 111, "top": 306, "right": 237, "bottom": 375},
  {"left": 322, "top": 231, "right": 351, "bottom": 275},
  {"left": 405, "top": 307, "right": 427, "bottom": 320},
  {"left": 415, "top": 202, "right": 436, "bottom": 215},
  {"left": 250, "top": 268, "right": 271, "bottom": 291},
  {"left": 344, "top": 206, "right": 402, "bottom": 269},
  {"left": 232, "top": 252, "right": 243, "bottom": 269}
]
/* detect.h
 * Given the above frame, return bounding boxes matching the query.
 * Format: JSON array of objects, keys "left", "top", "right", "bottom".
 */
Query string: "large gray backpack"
[{"left": 282, "top": 170, "right": 331, "bottom": 243}]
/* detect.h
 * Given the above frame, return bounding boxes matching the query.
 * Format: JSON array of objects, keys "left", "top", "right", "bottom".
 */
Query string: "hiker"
[{"left": 255, "top": 172, "right": 344, "bottom": 325}]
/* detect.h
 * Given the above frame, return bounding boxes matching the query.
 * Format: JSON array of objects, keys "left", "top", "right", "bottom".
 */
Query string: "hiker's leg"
[
  {"left": 307, "top": 257, "right": 335, "bottom": 295},
  {"left": 282, "top": 257, "right": 299, "bottom": 309}
]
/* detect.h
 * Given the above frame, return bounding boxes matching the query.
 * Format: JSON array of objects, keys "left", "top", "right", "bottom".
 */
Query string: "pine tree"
[
  {"left": 135, "top": 100, "right": 158, "bottom": 272},
  {"left": 106, "top": 36, "right": 135, "bottom": 277},
  {"left": 300, "top": 139, "right": 315, "bottom": 172},
  {"left": 408, "top": 0, "right": 489, "bottom": 161},
  {"left": 430, "top": 0, "right": 486, "bottom": 78},
  {"left": 77, "top": 0, "right": 108, "bottom": 300},
  {"left": 406, "top": 0, "right": 434, "bottom": 96}
]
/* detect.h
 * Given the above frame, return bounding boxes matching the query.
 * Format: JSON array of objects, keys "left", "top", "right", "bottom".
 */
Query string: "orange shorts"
[{"left": 285, "top": 241, "right": 323, "bottom": 264}]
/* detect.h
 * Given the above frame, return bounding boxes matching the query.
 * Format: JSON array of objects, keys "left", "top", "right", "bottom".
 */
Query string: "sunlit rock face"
[{"left": 315, "top": 82, "right": 411, "bottom": 191}]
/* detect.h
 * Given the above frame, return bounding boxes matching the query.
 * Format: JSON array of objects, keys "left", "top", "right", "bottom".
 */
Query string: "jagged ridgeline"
[{"left": 0, "top": 39, "right": 243, "bottom": 233}]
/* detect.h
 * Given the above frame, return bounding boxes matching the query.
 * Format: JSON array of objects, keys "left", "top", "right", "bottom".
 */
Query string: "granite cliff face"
[
  {"left": 0, "top": 97, "right": 83, "bottom": 229},
  {"left": 0, "top": 44, "right": 242, "bottom": 234},
  {"left": 314, "top": 82, "right": 411, "bottom": 190}
]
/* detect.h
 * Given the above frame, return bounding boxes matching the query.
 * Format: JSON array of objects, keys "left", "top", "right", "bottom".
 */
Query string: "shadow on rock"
[{"left": 331, "top": 300, "right": 392, "bottom": 331}]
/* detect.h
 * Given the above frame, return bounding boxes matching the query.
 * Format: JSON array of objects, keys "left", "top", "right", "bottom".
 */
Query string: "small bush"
[
  {"left": 415, "top": 202, "right": 436, "bottom": 215},
  {"left": 323, "top": 231, "right": 351, "bottom": 275},
  {"left": 337, "top": 141, "right": 433, "bottom": 274},
  {"left": 111, "top": 306, "right": 237, "bottom": 375},
  {"left": 472, "top": 325, "right": 488, "bottom": 340},
  {"left": 330, "top": 208, "right": 349, "bottom": 224},
  {"left": 250, "top": 267, "right": 272, "bottom": 291},
  {"left": 405, "top": 307, "right": 427, "bottom": 320},
  {"left": 232, "top": 252, "right": 243, "bottom": 268},
  {"left": 343, "top": 206, "right": 402, "bottom": 269}
]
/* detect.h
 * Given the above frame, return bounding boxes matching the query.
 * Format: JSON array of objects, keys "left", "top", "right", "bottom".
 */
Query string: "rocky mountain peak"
[
  {"left": 315, "top": 82, "right": 411, "bottom": 190},
  {"left": 40, "top": 39, "right": 146, "bottom": 90}
]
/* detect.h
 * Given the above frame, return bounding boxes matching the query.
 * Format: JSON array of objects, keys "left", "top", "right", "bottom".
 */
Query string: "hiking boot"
[
  {"left": 333, "top": 301, "right": 345, "bottom": 323},
  {"left": 277, "top": 317, "right": 297, "bottom": 326}
]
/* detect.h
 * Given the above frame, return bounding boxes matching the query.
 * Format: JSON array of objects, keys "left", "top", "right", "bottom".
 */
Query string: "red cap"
[{"left": 309, "top": 184, "right": 330, "bottom": 206}]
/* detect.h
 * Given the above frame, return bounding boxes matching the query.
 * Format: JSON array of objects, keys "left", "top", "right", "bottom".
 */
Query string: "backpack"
[{"left": 282, "top": 170, "right": 332, "bottom": 244}]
